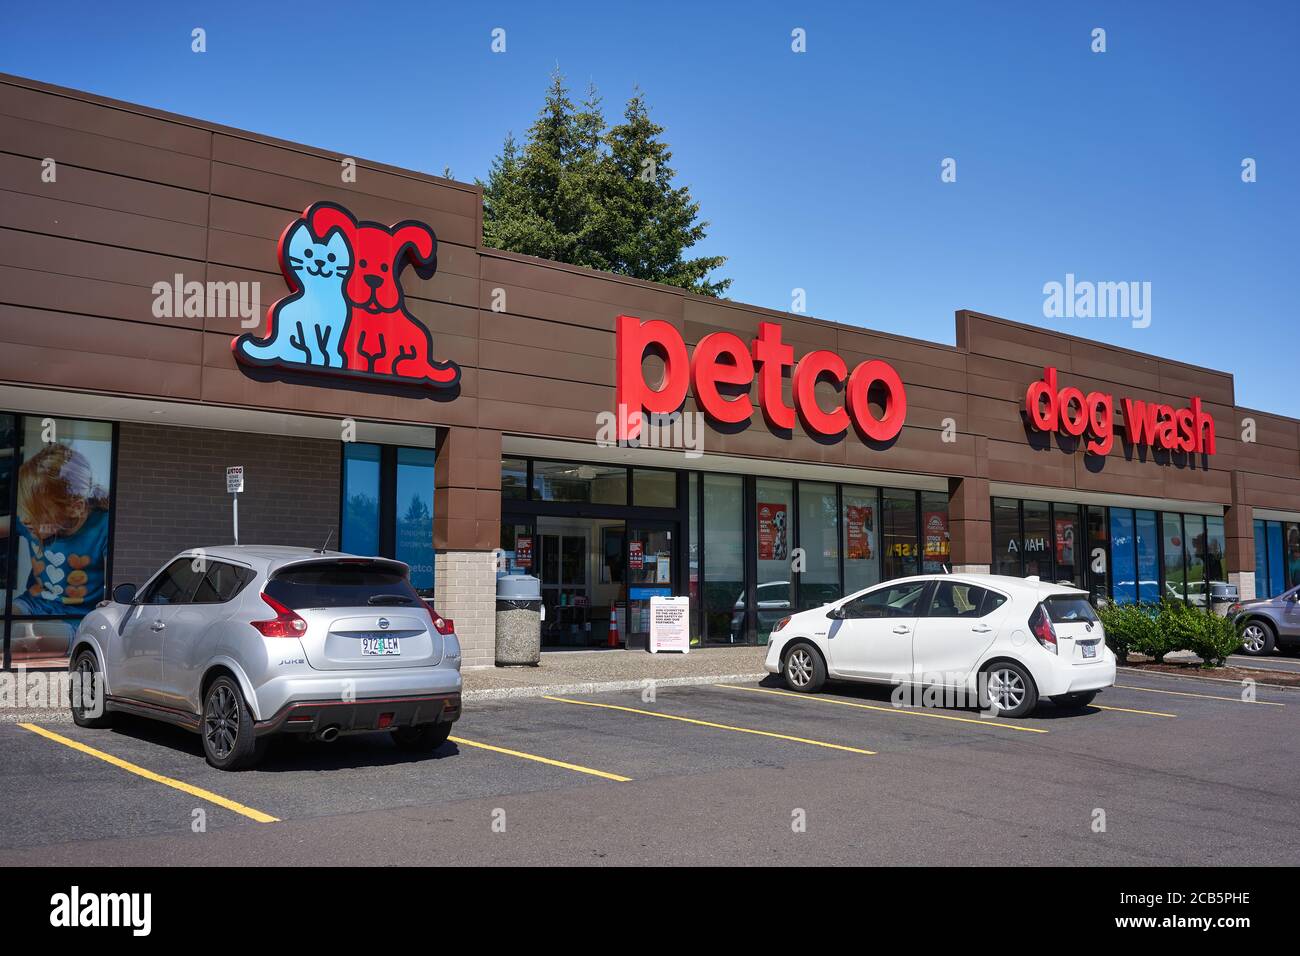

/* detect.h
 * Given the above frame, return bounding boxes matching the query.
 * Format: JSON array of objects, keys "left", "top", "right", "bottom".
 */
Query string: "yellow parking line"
[
  {"left": 449, "top": 735, "right": 631, "bottom": 782},
  {"left": 543, "top": 696, "right": 876, "bottom": 755},
  {"left": 714, "top": 683, "right": 1048, "bottom": 733},
  {"left": 1114, "top": 684, "right": 1285, "bottom": 706},
  {"left": 1092, "top": 704, "right": 1177, "bottom": 718},
  {"left": 18, "top": 723, "right": 278, "bottom": 823}
]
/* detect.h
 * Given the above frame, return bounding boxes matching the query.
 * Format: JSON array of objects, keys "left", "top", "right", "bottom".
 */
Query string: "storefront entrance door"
[{"left": 626, "top": 522, "right": 675, "bottom": 650}]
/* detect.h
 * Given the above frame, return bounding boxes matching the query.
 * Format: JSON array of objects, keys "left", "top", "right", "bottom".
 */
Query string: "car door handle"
[
  {"left": 150, "top": 621, "right": 166, "bottom": 631},
  {"left": 892, "top": 625, "right": 911, "bottom": 634},
  {"left": 971, "top": 625, "right": 992, "bottom": 633}
]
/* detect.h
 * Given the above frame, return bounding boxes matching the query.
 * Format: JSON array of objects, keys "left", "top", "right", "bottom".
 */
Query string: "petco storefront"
[{"left": 2, "top": 73, "right": 1299, "bottom": 669}]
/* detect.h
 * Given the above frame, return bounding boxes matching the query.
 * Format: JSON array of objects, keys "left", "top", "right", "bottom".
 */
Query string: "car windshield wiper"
[{"left": 367, "top": 595, "right": 414, "bottom": 606}]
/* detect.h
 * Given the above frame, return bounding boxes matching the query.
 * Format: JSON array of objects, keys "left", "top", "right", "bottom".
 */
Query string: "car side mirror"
[
  {"left": 112, "top": 583, "right": 138, "bottom": 605},
  {"left": 827, "top": 606, "right": 845, "bottom": 620}
]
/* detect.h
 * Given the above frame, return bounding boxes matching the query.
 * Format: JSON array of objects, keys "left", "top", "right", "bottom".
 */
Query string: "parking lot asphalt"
[{"left": 1, "top": 671, "right": 1296, "bottom": 866}]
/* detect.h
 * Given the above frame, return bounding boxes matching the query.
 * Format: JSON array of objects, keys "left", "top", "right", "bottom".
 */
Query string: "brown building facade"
[{"left": 2, "top": 73, "right": 1298, "bottom": 669}]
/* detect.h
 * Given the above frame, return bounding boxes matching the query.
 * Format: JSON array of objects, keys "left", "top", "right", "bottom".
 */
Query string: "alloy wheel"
[
  {"left": 1241, "top": 624, "right": 1266, "bottom": 653},
  {"left": 986, "top": 668, "right": 1025, "bottom": 711},
  {"left": 204, "top": 685, "right": 240, "bottom": 760},
  {"left": 787, "top": 648, "right": 813, "bottom": 687}
]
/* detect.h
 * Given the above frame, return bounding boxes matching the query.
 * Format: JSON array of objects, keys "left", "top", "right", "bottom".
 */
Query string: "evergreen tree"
[{"left": 480, "top": 72, "right": 728, "bottom": 296}]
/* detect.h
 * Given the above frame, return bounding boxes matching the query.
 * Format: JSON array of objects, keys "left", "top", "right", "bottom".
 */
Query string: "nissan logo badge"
[{"left": 378, "top": 617, "right": 390, "bottom": 630}]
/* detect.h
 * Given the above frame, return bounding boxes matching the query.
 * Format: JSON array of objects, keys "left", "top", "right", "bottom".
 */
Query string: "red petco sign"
[
  {"left": 1025, "top": 367, "right": 1216, "bottom": 456},
  {"left": 615, "top": 316, "right": 907, "bottom": 442}
]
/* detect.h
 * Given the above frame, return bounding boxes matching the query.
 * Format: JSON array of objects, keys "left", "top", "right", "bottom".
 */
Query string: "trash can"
[
  {"left": 496, "top": 574, "right": 543, "bottom": 666},
  {"left": 1208, "top": 581, "right": 1239, "bottom": 618}
]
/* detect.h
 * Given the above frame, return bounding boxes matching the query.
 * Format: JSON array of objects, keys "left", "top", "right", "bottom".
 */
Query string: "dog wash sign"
[{"left": 1024, "top": 367, "right": 1217, "bottom": 456}]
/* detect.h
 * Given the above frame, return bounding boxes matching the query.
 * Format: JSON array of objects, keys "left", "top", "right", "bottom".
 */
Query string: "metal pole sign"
[{"left": 226, "top": 466, "right": 244, "bottom": 544}]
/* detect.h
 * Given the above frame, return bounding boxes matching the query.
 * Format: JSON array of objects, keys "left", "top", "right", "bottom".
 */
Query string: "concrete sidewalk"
[{"left": 463, "top": 646, "right": 769, "bottom": 700}]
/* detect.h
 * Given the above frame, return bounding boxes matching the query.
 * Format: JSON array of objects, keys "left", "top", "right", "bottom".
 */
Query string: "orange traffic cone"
[{"left": 607, "top": 614, "right": 619, "bottom": 647}]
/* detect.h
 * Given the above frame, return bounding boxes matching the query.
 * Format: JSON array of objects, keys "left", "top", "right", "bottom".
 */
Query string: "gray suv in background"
[
  {"left": 1229, "top": 584, "right": 1300, "bottom": 655},
  {"left": 69, "top": 546, "right": 462, "bottom": 769}
]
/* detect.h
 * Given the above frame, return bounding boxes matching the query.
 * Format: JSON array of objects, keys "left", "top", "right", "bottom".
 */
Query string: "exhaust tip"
[{"left": 316, "top": 725, "right": 341, "bottom": 743}]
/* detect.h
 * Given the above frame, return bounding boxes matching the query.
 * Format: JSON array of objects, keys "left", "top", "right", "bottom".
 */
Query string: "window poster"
[
  {"left": 923, "top": 511, "right": 950, "bottom": 560},
  {"left": 6, "top": 419, "right": 114, "bottom": 621},
  {"left": 515, "top": 535, "right": 533, "bottom": 570},
  {"left": 846, "top": 503, "right": 874, "bottom": 560},
  {"left": 756, "top": 502, "right": 788, "bottom": 561},
  {"left": 1055, "top": 518, "right": 1076, "bottom": 566}
]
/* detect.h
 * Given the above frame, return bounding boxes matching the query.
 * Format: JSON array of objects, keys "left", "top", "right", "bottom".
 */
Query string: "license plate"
[
  {"left": 361, "top": 636, "right": 401, "bottom": 656},
  {"left": 1081, "top": 642, "right": 1097, "bottom": 659}
]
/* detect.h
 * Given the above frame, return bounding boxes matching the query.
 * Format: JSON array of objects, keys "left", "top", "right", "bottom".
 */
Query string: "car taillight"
[
  {"left": 250, "top": 593, "right": 307, "bottom": 638},
  {"left": 1227, "top": 602, "right": 1243, "bottom": 615},
  {"left": 773, "top": 616, "right": 791, "bottom": 633},
  {"left": 1029, "top": 603, "right": 1057, "bottom": 654},
  {"left": 427, "top": 606, "right": 455, "bottom": 636}
]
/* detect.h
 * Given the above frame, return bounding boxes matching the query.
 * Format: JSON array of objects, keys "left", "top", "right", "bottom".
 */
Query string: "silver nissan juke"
[{"left": 68, "top": 546, "right": 462, "bottom": 770}]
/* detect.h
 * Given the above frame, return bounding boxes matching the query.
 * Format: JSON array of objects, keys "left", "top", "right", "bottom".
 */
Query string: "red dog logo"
[{"left": 232, "top": 200, "right": 460, "bottom": 390}]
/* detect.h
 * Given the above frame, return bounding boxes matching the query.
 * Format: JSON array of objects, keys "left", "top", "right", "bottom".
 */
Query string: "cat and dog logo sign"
[{"left": 232, "top": 201, "right": 461, "bottom": 391}]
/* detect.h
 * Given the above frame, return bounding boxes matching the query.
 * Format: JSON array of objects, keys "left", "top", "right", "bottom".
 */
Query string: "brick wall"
[
  {"left": 435, "top": 550, "right": 498, "bottom": 668},
  {"left": 112, "top": 423, "right": 341, "bottom": 585}
]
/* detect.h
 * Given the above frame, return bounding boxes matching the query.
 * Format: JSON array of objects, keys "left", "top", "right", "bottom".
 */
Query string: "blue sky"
[{"left": 3, "top": 1, "right": 1297, "bottom": 414}]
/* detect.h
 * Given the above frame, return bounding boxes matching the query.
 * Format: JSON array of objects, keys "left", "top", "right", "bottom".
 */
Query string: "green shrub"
[
  {"left": 1097, "top": 602, "right": 1166, "bottom": 663},
  {"left": 1098, "top": 599, "right": 1242, "bottom": 667},
  {"left": 1180, "top": 607, "right": 1243, "bottom": 668}
]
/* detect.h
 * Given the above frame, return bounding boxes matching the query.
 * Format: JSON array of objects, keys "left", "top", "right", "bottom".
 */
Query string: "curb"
[
  {"left": 463, "top": 672, "right": 770, "bottom": 702},
  {"left": 1116, "top": 665, "right": 1298, "bottom": 693}
]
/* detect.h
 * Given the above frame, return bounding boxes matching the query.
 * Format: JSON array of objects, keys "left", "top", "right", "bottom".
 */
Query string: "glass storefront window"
[
  {"left": 7, "top": 416, "right": 115, "bottom": 667},
  {"left": 533, "top": 461, "right": 627, "bottom": 504},
  {"left": 1111, "top": 509, "right": 1137, "bottom": 604},
  {"left": 395, "top": 447, "right": 435, "bottom": 593},
  {"left": 798, "top": 482, "right": 839, "bottom": 609},
  {"left": 1162, "top": 512, "right": 1187, "bottom": 601},
  {"left": 1184, "top": 514, "right": 1207, "bottom": 605},
  {"left": 920, "top": 491, "right": 950, "bottom": 574},
  {"left": 1255, "top": 519, "right": 1270, "bottom": 597},
  {"left": 501, "top": 457, "right": 528, "bottom": 499},
  {"left": 703, "top": 474, "right": 744, "bottom": 644},
  {"left": 1135, "top": 510, "right": 1159, "bottom": 603},
  {"left": 1053, "top": 504, "right": 1083, "bottom": 587},
  {"left": 1085, "top": 506, "right": 1109, "bottom": 602},
  {"left": 1267, "top": 521, "right": 1285, "bottom": 599},
  {"left": 632, "top": 468, "right": 676, "bottom": 507},
  {"left": 500, "top": 521, "right": 534, "bottom": 576},
  {"left": 1205, "top": 515, "right": 1226, "bottom": 586},
  {"left": 755, "top": 479, "right": 794, "bottom": 644},
  {"left": 992, "top": 497, "right": 1021, "bottom": 576},
  {"left": 1287, "top": 523, "right": 1300, "bottom": 590},
  {"left": 842, "top": 485, "right": 880, "bottom": 595},
  {"left": 1021, "top": 500, "right": 1051, "bottom": 579},
  {"left": 0, "top": 414, "right": 13, "bottom": 614},
  {"left": 688, "top": 473, "right": 699, "bottom": 641},
  {"left": 882, "top": 488, "right": 919, "bottom": 579},
  {"left": 342, "top": 443, "right": 381, "bottom": 556}
]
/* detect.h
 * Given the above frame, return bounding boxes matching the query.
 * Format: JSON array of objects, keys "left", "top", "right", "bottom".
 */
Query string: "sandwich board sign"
[{"left": 649, "top": 595, "right": 690, "bottom": 654}]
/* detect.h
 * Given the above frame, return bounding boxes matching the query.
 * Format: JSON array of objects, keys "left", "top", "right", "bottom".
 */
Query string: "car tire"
[
  {"left": 1239, "top": 619, "right": 1276, "bottom": 656},
  {"left": 1053, "top": 690, "right": 1098, "bottom": 712},
  {"left": 781, "top": 642, "right": 826, "bottom": 694},
  {"left": 391, "top": 721, "right": 453, "bottom": 753},
  {"left": 980, "top": 661, "right": 1038, "bottom": 718},
  {"left": 69, "top": 648, "right": 113, "bottom": 729},
  {"left": 201, "top": 675, "right": 267, "bottom": 771}
]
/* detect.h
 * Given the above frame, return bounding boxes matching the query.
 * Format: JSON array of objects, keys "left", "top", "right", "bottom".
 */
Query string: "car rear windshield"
[
  {"left": 1043, "top": 595, "right": 1099, "bottom": 624},
  {"left": 264, "top": 562, "right": 419, "bottom": 609}
]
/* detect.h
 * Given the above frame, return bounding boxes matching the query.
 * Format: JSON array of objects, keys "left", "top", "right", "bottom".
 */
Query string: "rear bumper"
[
  {"left": 250, "top": 667, "right": 462, "bottom": 723},
  {"left": 1039, "top": 659, "right": 1117, "bottom": 696},
  {"left": 254, "top": 692, "right": 461, "bottom": 737}
]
